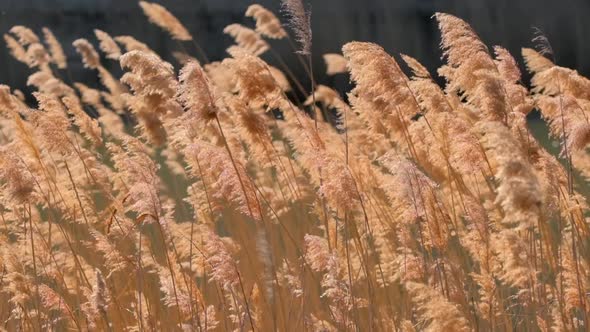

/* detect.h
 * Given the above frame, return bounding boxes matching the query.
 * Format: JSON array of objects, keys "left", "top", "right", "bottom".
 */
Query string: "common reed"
[{"left": 0, "top": 2, "right": 589, "bottom": 331}]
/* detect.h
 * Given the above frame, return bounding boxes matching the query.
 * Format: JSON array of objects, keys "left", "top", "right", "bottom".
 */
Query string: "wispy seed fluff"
[
  {"left": 4, "top": 34, "right": 28, "bottom": 64},
  {"left": 27, "top": 70, "right": 74, "bottom": 97},
  {"left": 223, "top": 24, "right": 269, "bottom": 56},
  {"left": 9, "top": 25, "right": 39, "bottom": 46},
  {"left": 304, "top": 234, "right": 362, "bottom": 326},
  {"left": 0, "top": 146, "right": 36, "bottom": 203},
  {"left": 25, "top": 43, "right": 51, "bottom": 69},
  {"left": 343, "top": 42, "right": 420, "bottom": 137},
  {"left": 115, "top": 35, "right": 154, "bottom": 54},
  {"left": 378, "top": 152, "right": 440, "bottom": 229},
  {"left": 120, "top": 50, "right": 177, "bottom": 99},
  {"left": 493, "top": 46, "right": 521, "bottom": 83},
  {"left": 314, "top": 151, "right": 359, "bottom": 211},
  {"left": 177, "top": 60, "right": 218, "bottom": 123},
  {"left": 203, "top": 229, "right": 240, "bottom": 290},
  {"left": 94, "top": 29, "right": 122, "bottom": 60},
  {"left": 62, "top": 96, "right": 103, "bottom": 147},
  {"left": 405, "top": 282, "right": 470, "bottom": 332},
  {"left": 476, "top": 121, "right": 542, "bottom": 232},
  {"left": 245, "top": 4, "right": 287, "bottom": 39},
  {"left": 91, "top": 269, "right": 110, "bottom": 317},
  {"left": 434, "top": 12, "right": 488, "bottom": 67},
  {"left": 224, "top": 54, "right": 284, "bottom": 109},
  {"left": 401, "top": 54, "right": 454, "bottom": 114},
  {"left": 401, "top": 54, "right": 430, "bottom": 78},
  {"left": 186, "top": 141, "right": 262, "bottom": 222},
  {"left": 521, "top": 47, "right": 554, "bottom": 74},
  {"left": 73, "top": 38, "right": 100, "bottom": 69},
  {"left": 42, "top": 27, "right": 67, "bottom": 69},
  {"left": 281, "top": 0, "right": 312, "bottom": 55},
  {"left": 120, "top": 50, "right": 180, "bottom": 144},
  {"left": 139, "top": 1, "right": 192, "bottom": 41},
  {"left": 0, "top": 85, "right": 24, "bottom": 115},
  {"left": 567, "top": 122, "right": 590, "bottom": 153},
  {"left": 322, "top": 53, "right": 347, "bottom": 75},
  {"left": 32, "top": 92, "right": 74, "bottom": 155},
  {"left": 435, "top": 13, "right": 514, "bottom": 121}
]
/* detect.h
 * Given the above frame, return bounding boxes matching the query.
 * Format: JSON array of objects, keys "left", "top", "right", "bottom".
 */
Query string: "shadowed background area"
[{"left": 1, "top": 0, "right": 589, "bottom": 94}]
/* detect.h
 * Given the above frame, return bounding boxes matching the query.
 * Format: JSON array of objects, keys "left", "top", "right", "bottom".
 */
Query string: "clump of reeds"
[{"left": 0, "top": 2, "right": 589, "bottom": 331}]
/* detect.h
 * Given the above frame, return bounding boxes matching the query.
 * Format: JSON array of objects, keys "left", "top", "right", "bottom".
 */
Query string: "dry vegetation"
[{"left": 0, "top": 1, "right": 590, "bottom": 331}]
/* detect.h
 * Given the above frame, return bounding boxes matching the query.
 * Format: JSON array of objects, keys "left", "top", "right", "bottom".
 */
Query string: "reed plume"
[
  {"left": 280, "top": 0, "right": 312, "bottom": 55},
  {"left": 246, "top": 4, "right": 287, "bottom": 40},
  {"left": 42, "top": 27, "right": 67, "bottom": 69},
  {"left": 139, "top": 1, "right": 192, "bottom": 41}
]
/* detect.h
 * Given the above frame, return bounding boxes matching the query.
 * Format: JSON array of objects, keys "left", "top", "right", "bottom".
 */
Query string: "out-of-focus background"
[{"left": 1, "top": 0, "right": 589, "bottom": 94}]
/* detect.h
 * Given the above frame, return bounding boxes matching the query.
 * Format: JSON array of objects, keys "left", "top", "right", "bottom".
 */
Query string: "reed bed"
[{"left": 0, "top": 1, "right": 589, "bottom": 331}]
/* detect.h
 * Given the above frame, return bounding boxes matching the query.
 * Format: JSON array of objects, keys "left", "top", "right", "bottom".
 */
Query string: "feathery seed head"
[
  {"left": 245, "top": 4, "right": 287, "bottom": 39},
  {"left": 9, "top": 26, "right": 39, "bottom": 46},
  {"left": 434, "top": 13, "right": 488, "bottom": 67},
  {"left": 73, "top": 38, "right": 100, "bottom": 69},
  {"left": 223, "top": 24, "right": 269, "bottom": 56},
  {"left": 95, "top": 29, "right": 122, "bottom": 60},
  {"left": 4, "top": 34, "right": 28, "bottom": 64},
  {"left": 177, "top": 60, "right": 218, "bottom": 123},
  {"left": 322, "top": 53, "right": 347, "bottom": 75},
  {"left": 281, "top": 0, "right": 312, "bottom": 55},
  {"left": 139, "top": 1, "right": 192, "bottom": 41},
  {"left": 42, "top": 27, "right": 67, "bottom": 69}
]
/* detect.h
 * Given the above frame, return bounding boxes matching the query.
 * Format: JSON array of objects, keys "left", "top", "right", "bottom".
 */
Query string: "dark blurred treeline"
[{"left": 0, "top": 0, "right": 589, "bottom": 94}]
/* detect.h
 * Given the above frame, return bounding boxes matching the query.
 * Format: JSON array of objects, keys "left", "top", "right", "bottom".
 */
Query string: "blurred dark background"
[{"left": 1, "top": 0, "right": 589, "bottom": 95}]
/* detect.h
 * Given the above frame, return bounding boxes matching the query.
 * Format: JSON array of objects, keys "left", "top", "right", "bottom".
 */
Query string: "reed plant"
[{"left": 0, "top": 2, "right": 589, "bottom": 331}]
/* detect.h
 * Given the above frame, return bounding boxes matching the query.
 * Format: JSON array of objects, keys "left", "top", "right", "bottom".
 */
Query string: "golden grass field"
[{"left": 0, "top": 1, "right": 589, "bottom": 331}]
